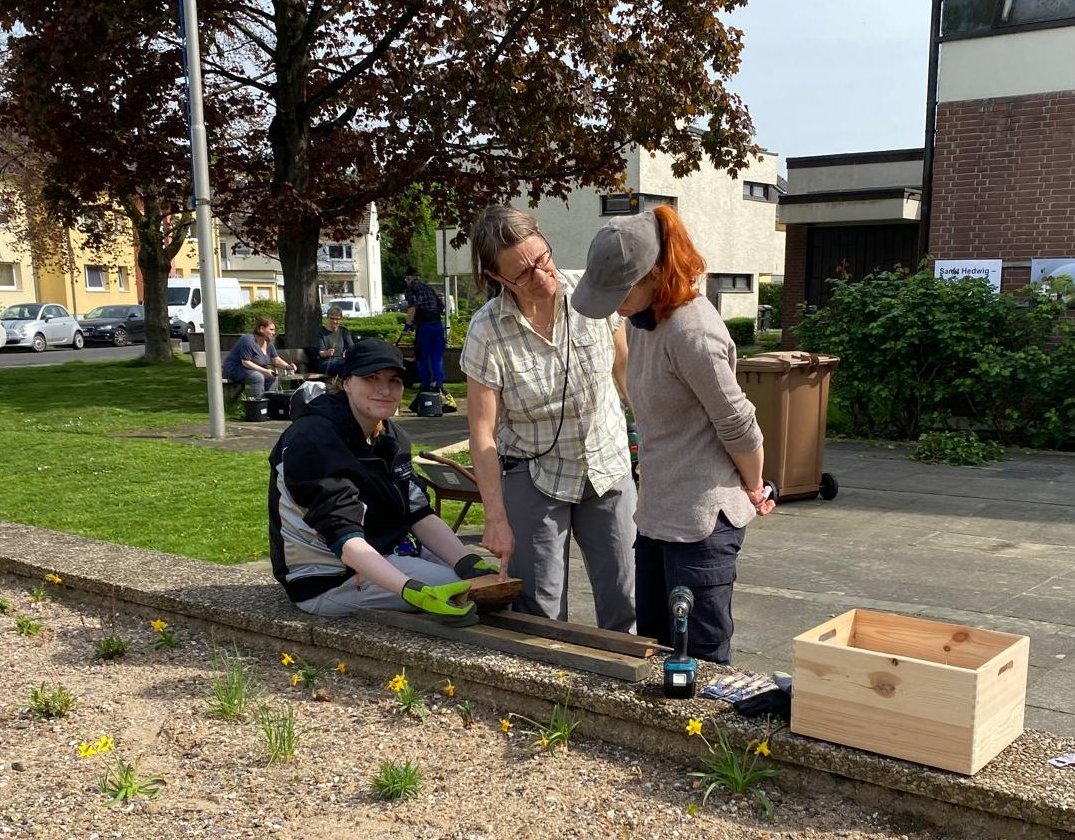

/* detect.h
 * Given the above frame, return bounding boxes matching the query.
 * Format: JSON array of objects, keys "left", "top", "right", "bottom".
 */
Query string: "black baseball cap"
[{"left": 341, "top": 338, "right": 407, "bottom": 378}]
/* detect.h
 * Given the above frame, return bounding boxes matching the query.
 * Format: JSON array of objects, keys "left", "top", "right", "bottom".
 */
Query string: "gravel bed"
[{"left": 0, "top": 575, "right": 949, "bottom": 840}]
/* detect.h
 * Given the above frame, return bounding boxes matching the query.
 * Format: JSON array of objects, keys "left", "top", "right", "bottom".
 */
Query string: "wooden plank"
[
  {"left": 480, "top": 610, "right": 672, "bottom": 659},
  {"left": 342, "top": 605, "right": 650, "bottom": 681}
]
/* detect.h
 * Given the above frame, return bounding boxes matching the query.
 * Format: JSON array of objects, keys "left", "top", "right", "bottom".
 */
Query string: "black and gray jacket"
[{"left": 268, "top": 391, "right": 433, "bottom": 602}]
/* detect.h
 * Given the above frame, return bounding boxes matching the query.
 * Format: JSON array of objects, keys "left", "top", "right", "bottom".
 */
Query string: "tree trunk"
[
  {"left": 135, "top": 202, "right": 175, "bottom": 364},
  {"left": 269, "top": 1, "right": 322, "bottom": 349},
  {"left": 278, "top": 217, "right": 322, "bottom": 347}
]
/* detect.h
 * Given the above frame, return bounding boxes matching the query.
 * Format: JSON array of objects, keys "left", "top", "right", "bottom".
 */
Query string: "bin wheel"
[{"left": 820, "top": 472, "right": 838, "bottom": 500}]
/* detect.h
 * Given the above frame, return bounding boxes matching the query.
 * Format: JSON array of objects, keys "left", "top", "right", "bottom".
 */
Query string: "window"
[
  {"left": 327, "top": 244, "right": 352, "bottom": 260},
  {"left": 707, "top": 273, "right": 753, "bottom": 294},
  {"left": 231, "top": 241, "right": 252, "bottom": 257},
  {"left": 743, "top": 182, "right": 775, "bottom": 202},
  {"left": 117, "top": 266, "right": 129, "bottom": 292},
  {"left": 0, "top": 262, "right": 19, "bottom": 289},
  {"left": 600, "top": 193, "right": 677, "bottom": 216},
  {"left": 85, "top": 265, "right": 106, "bottom": 291},
  {"left": 942, "top": 0, "right": 1075, "bottom": 36},
  {"left": 191, "top": 288, "right": 201, "bottom": 308}
]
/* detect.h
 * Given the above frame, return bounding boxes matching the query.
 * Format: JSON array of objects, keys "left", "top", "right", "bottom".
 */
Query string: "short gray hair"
[
  {"left": 469, "top": 205, "right": 542, "bottom": 298},
  {"left": 326, "top": 306, "right": 343, "bottom": 318}
]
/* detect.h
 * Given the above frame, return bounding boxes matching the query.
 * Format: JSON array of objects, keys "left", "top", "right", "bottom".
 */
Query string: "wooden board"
[
  {"left": 463, "top": 574, "right": 523, "bottom": 610},
  {"left": 340, "top": 605, "right": 651, "bottom": 681},
  {"left": 481, "top": 610, "right": 672, "bottom": 659},
  {"left": 791, "top": 609, "right": 1028, "bottom": 775}
]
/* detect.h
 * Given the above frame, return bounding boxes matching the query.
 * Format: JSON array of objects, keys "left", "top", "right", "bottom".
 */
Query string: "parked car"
[
  {"left": 383, "top": 295, "right": 408, "bottom": 313},
  {"left": 81, "top": 304, "right": 146, "bottom": 346},
  {"left": 0, "top": 302, "right": 84, "bottom": 352},
  {"left": 327, "top": 297, "right": 372, "bottom": 318}
]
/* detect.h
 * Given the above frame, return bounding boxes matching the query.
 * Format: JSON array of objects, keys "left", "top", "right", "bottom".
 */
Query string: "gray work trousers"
[
  {"left": 501, "top": 462, "right": 636, "bottom": 633},
  {"left": 294, "top": 550, "right": 460, "bottom": 617}
]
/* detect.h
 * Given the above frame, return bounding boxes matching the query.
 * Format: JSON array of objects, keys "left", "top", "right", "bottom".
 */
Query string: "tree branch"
[
  {"left": 306, "top": 0, "right": 425, "bottom": 114},
  {"left": 483, "top": 0, "right": 540, "bottom": 71}
]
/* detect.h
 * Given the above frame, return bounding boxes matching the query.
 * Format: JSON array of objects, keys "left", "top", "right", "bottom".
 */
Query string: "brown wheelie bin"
[{"left": 735, "top": 352, "right": 840, "bottom": 501}]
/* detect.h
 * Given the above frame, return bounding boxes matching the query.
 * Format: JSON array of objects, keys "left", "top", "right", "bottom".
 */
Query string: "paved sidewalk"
[{"left": 188, "top": 403, "right": 1075, "bottom": 737}]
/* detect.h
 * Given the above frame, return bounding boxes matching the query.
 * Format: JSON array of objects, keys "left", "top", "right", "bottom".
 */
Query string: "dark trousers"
[
  {"left": 415, "top": 321, "right": 446, "bottom": 390},
  {"left": 635, "top": 512, "right": 745, "bottom": 665}
]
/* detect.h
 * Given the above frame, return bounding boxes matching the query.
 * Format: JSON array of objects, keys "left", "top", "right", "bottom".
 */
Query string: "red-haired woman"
[{"left": 573, "top": 206, "right": 774, "bottom": 664}]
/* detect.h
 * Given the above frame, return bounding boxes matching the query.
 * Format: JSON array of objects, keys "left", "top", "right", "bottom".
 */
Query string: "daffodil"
[
  {"left": 754, "top": 739, "right": 772, "bottom": 758},
  {"left": 442, "top": 680, "right": 455, "bottom": 698},
  {"left": 150, "top": 619, "right": 168, "bottom": 633},
  {"left": 335, "top": 662, "right": 347, "bottom": 674},
  {"left": 290, "top": 673, "right": 301, "bottom": 687},
  {"left": 77, "top": 742, "right": 96, "bottom": 758},
  {"left": 385, "top": 674, "right": 407, "bottom": 693},
  {"left": 539, "top": 737, "right": 550, "bottom": 750},
  {"left": 499, "top": 718, "right": 512, "bottom": 733},
  {"left": 281, "top": 652, "right": 295, "bottom": 667},
  {"left": 44, "top": 573, "right": 62, "bottom": 585},
  {"left": 94, "top": 735, "right": 114, "bottom": 754},
  {"left": 686, "top": 718, "right": 703, "bottom": 737}
]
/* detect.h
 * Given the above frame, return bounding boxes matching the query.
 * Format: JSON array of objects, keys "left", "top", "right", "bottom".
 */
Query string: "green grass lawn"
[{"left": 0, "top": 357, "right": 481, "bottom": 563}]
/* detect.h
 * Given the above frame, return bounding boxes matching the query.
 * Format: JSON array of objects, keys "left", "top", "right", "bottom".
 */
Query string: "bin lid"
[{"left": 737, "top": 351, "right": 840, "bottom": 372}]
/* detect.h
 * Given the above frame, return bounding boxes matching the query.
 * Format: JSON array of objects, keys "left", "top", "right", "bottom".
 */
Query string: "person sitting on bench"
[
  {"left": 311, "top": 305, "right": 354, "bottom": 377},
  {"left": 268, "top": 339, "right": 499, "bottom": 625},
  {"left": 222, "top": 316, "right": 296, "bottom": 398}
]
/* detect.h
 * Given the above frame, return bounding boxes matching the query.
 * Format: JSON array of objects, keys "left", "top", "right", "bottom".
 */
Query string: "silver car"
[{"left": 1, "top": 302, "right": 84, "bottom": 352}]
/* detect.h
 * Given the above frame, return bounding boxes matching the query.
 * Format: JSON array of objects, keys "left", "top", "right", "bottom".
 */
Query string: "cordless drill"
[{"left": 663, "top": 586, "right": 697, "bottom": 699}]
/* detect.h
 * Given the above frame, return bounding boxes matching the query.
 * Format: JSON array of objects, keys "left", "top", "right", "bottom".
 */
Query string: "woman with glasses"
[{"left": 460, "top": 205, "right": 636, "bottom": 632}]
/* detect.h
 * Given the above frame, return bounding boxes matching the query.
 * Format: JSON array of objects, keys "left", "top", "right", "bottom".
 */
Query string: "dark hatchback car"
[{"left": 80, "top": 305, "right": 146, "bottom": 346}]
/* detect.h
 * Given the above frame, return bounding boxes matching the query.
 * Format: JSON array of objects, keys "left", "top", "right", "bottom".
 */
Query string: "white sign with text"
[{"left": 934, "top": 259, "right": 1002, "bottom": 291}]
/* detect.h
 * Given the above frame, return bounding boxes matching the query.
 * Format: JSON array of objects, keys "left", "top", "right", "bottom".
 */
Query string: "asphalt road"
[{"left": 0, "top": 343, "right": 149, "bottom": 369}]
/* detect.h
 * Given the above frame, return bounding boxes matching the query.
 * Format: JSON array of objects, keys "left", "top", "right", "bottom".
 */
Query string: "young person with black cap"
[
  {"left": 572, "top": 206, "right": 775, "bottom": 664},
  {"left": 268, "top": 338, "right": 498, "bottom": 625},
  {"left": 461, "top": 205, "right": 636, "bottom": 632}
]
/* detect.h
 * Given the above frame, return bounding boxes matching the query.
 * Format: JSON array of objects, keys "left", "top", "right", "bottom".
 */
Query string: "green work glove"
[
  {"left": 454, "top": 553, "right": 500, "bottom": 580},
  {"left": 401, "top": 579, "right": 478, "bottom": 626}
]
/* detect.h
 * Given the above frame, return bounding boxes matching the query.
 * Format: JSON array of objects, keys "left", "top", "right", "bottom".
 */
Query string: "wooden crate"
[{"left": 791, "top": 609, "right": 1028, "bottom": 775}]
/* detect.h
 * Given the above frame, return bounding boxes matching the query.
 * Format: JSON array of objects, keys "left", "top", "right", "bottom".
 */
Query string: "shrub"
[
  {"left": 217, "top": 301, "right": 287, "bottom": 334},
  {"left": 758, "top": 281, "right": 783, "bottom": 327},
  {"left": 345, "top": 313, "right": 407, "bottom": 341},
  {"left": 911, "top": 431, "right": 1005, "bottom": 466},
  {"left": 795, "top": 266, "right": 1075, "bottom": 446},
  {"left": 725, "top": 317, "right": 755, "bottom": 347}
]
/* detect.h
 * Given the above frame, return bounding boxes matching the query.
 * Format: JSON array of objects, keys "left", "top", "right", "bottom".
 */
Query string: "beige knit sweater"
[{"left": 627, "top": 295, "right": 764, "bottom": 541}]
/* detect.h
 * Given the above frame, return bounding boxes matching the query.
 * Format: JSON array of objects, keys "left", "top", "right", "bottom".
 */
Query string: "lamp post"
[{"left": 179, "top": 0, "right": 226, "bottom": 439}]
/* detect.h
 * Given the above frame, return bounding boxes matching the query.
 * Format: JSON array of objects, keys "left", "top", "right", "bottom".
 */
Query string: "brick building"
[{"left": 779, "top": 0, "right": 1075, "bottom": 345}]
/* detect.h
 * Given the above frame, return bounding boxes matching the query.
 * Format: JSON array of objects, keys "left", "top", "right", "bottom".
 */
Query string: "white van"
[
  {"left": 327, "top": 297, "right": 372, "bottom": 318},
  {"left": 168, "top": 277, "right": 248, "bottom": 337}
]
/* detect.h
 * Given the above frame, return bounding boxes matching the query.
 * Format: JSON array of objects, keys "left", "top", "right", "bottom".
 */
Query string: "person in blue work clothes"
[
  {"left": 268, "top": 339, "right": 499, "bottom": 624},
  {"left": 403, "top": 266, "right": 447, "bottom": 395}
]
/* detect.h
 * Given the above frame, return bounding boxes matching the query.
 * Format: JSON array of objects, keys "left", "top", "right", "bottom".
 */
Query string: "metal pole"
[{"left": 180, "top": 0, "right": 226, "bottom": 439}]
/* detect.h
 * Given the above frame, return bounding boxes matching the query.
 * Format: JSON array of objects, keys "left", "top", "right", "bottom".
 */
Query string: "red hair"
[{"left": 650, "top": 205, "right": 705, "bottom": 323}]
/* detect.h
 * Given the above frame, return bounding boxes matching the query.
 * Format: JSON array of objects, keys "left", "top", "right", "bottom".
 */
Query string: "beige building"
[
  {"left": 0, "top": 193, "right": 36, "bottom": 312},
  {"left": 438, "top": 145, "right": 785, "bottom": 322}
]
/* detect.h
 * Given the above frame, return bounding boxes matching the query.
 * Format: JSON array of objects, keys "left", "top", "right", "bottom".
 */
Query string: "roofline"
[{"left": 786, "top": 149, "right": 924, "bottom": 169}]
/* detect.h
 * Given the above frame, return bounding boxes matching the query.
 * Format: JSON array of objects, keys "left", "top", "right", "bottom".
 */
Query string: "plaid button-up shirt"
[
  {"left": 404, "top": 280, "right": 443, "bottom": 322},
  {"left": 460, "top": 273, "right": 630, "bottom": 502}
]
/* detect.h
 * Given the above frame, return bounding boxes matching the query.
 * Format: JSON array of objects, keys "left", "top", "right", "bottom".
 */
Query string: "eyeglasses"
[{"left": 487, "top": 242, "right": 554, "bottom": 287}]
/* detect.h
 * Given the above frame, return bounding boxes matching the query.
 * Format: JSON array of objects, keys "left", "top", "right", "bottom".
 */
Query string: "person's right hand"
[
  {"left": 401, "top": 579, "right": 478, "bottom": 626},
  {"left": 479, "top": 517, "right": 515, "bottom": 581},
  {"left": 325, "top": 348, "right": 335, "bottom": 357}
]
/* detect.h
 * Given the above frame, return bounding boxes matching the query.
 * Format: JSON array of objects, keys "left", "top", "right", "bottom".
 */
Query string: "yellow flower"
[
  {"left": 385, "top": 674, "right": 407, "bottom": 693},
  {"left": 94, "top": 735, "right": 114, "bottom": 754},
  {"left": 442, "top": 680, "right": 455, "bottom": 698},
  {"left": 539, "top": 737, "right": 549, "bottom": 750},
  {"left": 499, "top": 718, "right": 512, "bottom": 733},
  {"left": 686, "top": 718, "right": 703, "bottom": 737},
  {"left": 150, "top": 619, "right": 168, "bottom": 633},
  {"left": 754, "top": 739, "right": 772, "bottom": 758},
  {"left": 290, "top": 673, "right": 301, "bottom": 687},
  {"left": 335, "top": 662, "right": 347, "bottom": 674},
  {"left": 44, "top": 573, "right": 62, "bottom": 585},
  {"left": 281, "top": 653, "right": 295, "bottom": 667},
  {"left": 77, "top": 742, "right": 96, "bottom": 758}
]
